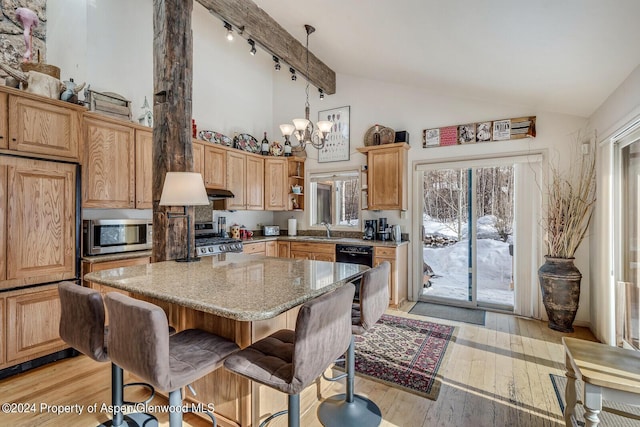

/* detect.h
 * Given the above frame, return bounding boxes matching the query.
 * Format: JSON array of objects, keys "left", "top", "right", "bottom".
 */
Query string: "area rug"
[
  {"left": 336, "top": 314, "right": 456, "bottom": 400},
  {"left": 409, "top": 301, "right": 486, "bottom": 325},
  {"left": 550, "top": 374, "right": 640, "bottom": 426}
]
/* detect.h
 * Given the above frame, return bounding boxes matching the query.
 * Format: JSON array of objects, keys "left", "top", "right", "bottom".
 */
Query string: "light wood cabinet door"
[
  {"left": 265, "top": 241, "right": 277, "bottom": 257},
  {"left": 8, "top": 95, "right": 80, "bottom": 160},
  {"left": 0, "top": 92, "right": 7, "bottom": 149},
  {"left": 374, "top": 256, "right": 396, "bottom": 305},
  {"left": 313, "top": 253, "right": 336, "bottom": 262},
  {"left": 277, "top": 241, "right": 290, "bottom": 258},
  {"left": 359, "top": 144, "right": 409, "bottom": 211},
  {"left": 0, "top": 164, "right": 5, "bottom": 283},
  {"left": 290, "top": 251, "right": 311, "bottom": 260},
  {"left": 4, "top": 157, "right": 76, "bottom": 287},
  {"left": 265, "top": 158, "right": 288, "bottom": 211},
  {"left": 246, "top": 156, "right": 264, "bottom": 210},
  {"left": 193, "top": 140, "right": 204, "bottom": 176},
  {"left": 82, "top": 116, "right": 135, "bottom": 208},
  {"left": 203, "top": 144, "right": 226, "bottom": 189},
  {"left": 243, "top": 242, "right": 266, "bottom": 255},
  {"left": 6, "top": 287, "right": 67, "bottom": 363},
  {"left": 226, "top": 151, "right": 246, "bottom": 210},
  {"left": 135, "top": 129, "right": 153, "bottom": 209}
]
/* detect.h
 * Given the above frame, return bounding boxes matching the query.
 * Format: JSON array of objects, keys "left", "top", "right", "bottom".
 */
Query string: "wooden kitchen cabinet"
[
  {"left": 193, "top": 140, "right": 226, "bottom": 189},
  {"left": 135, "top": 129, "right": 153, "bottom": 209},
  {"left": 243, "top": 242, "right": 266, "bottom": 255},
  {"left": 1, "top": 156, "right": 76, "bottom": 290},
  {"left": 277, "top": 241, "right": 290, "bottom": 258},
  {"left": 7, "top": 92, "right": 81, "bottom": 160},
  {"left": 0, "top": 296, "right": 4, "bottom": 366},
  {"left": 265, "top": 158, "right": 288, "bottom": 211},
  {"left": 5, "top": 285, "right": 67, "bottom": 365},
  {"left": 204, "top": 144, "right": 226, "bottom": 189},
  {"left": 226, "top": 151, "right": 264, "bottom": 210},
  {"left": 290, "top": 242, "right": 336, "bottom": 261},
  {"left": 358, "top": 143, "right": 409, "bottom": 211},
  {"left": 0, "top": 92, "right": 7, "bottom": 149},
  {"left": 246, "top": 156, "right": 264, "bottom": 210},
  {"left": 374, "top": 244, "right": 408, "bottom": 308},
  {"left": 82, "top": 114, "right": 135, "bottom": 208},
  {"left": 265, "top": 241, "right": 277, "bottom": 257},
  {"left": 82, "top": 114, "right": 153, "bottom": 209},
  {"left": 193, "top": 140, "right": 204, "bottom": 175},
  {"left": 226, "top": 151, "right": 246, "bottom": 210}
]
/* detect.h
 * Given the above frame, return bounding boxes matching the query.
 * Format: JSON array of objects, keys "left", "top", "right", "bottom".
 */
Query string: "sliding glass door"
[{"left": 415, "top": 154, "right": 542, "bottom": 314}]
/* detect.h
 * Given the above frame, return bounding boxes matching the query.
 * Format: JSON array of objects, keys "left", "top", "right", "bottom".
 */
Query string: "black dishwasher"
[{"left": 336, "top": 244, "right": 374, "bottom": 301}]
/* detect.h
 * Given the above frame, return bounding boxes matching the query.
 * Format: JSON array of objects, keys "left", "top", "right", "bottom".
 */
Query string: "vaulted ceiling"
[{"left": 253, "top": 0, "right": 640, "bottom": 118}]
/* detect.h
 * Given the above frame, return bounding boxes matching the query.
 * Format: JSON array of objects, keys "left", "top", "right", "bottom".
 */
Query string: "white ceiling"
[{"left": 253, "top": 0, "right": 640, "bottom": 118}]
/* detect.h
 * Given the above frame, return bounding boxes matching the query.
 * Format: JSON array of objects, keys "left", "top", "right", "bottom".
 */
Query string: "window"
[{"left": 309, "top": 170, "right": 360, "bottom": 228}]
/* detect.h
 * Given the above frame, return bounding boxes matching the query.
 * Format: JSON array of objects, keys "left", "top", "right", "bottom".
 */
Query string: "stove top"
[{"left": 195, "top": 222, "right": 243, "bottom": 256}]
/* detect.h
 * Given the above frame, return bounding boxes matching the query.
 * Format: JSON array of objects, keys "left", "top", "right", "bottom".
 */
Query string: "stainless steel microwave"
[{"left": 83, "top": 219, "right": 153, "bottom": 256}]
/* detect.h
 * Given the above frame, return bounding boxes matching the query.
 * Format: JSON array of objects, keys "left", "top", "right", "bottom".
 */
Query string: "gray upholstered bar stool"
[
  {"left": 103, "top": 291, "right": 240, "bottom": 427},
  {"left": 58, "top": 282, "right": 157, "bottom": 427},
  {"left": 318, "top": 261, "right": 390, "bottom": 427},
  {"left": 224, "top": 283, "right": 356, "bottom": 427}
]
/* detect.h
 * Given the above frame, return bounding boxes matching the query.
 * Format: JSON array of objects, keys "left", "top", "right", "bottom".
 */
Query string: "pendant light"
[{"left": 280, "top": 25, "right": 332, "bottom": 151}]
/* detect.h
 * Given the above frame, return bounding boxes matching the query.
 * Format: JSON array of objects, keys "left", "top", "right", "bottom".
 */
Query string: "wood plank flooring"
[{"left": 0, "top": 303, "right": 595, "bottom": 427}]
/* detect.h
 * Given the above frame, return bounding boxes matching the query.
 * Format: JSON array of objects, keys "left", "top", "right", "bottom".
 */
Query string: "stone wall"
[{"left": 0, "top": 0, "right": 46, "bottom": 78}]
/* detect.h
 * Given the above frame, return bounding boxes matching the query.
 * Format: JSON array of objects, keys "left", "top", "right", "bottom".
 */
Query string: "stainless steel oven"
[{"left": 83, "top": 219, "right": 153, "bottom": 256}]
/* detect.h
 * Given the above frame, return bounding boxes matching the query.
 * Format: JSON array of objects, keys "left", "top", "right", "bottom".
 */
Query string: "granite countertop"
[
  {"left": 84, "top": 253, "right": 368, "bottom": 321},
  {"left": 243, "top": 235, "right": 409, "bottom": 247},
  {"left": 82, "top": 250, "right": 152, "bottom": 264}
]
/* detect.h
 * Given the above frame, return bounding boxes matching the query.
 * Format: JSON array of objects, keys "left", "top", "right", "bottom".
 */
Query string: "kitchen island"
[{"left": 84, "top": 253, "right": 368, "bottom": 427}]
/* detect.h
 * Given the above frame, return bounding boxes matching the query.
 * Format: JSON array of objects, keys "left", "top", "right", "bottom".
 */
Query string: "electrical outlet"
[{"left": 581, "top": 144, "right": 590, "bottom": 155}]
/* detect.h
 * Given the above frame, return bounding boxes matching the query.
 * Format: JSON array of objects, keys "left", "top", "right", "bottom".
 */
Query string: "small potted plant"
[{"left": 538, "top": 135, "right": 596, "bottom": 332}]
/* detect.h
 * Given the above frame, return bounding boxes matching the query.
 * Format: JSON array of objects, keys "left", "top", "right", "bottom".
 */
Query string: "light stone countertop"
[
  {"left": 82, "top": 250, "right": 152, "bottom": 264},
  {"left": 84, "top": 253, "right": 368, "bottom": 321}
]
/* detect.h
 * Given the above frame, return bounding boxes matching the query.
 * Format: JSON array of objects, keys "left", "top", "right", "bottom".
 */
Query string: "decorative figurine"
[
  {"left": 15, "top": 8, "right": 38, "bottom": 62},
  {"left": 61, "top": 78, "right": 86, "bottom": 103},
  {"left": 138, "top": 96, "right": 153, "bottom": 127}
]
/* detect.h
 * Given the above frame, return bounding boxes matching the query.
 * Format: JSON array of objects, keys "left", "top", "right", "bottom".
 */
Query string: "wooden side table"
[{"left": 562, "top": 337, "right": 640, "bottom": 426}]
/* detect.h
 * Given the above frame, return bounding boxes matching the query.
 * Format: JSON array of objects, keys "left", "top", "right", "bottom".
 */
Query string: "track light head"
[
  {"left": 273, "top": 56, "right": 281, "bottom": 71},
  {"left": 248, "top": 39, "right": 256, "bottom": 55},
  {"left": 319, "top": 88, "right": 325, "bottom": 100},
  {"left": 290, "top": 67, "right": 297, "bottom": 81},
  {"left": 224, "top": 22, "right": 233, "bottom": 41}
]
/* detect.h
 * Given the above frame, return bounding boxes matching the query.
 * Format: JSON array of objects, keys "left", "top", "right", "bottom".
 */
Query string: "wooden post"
[{"left": 152, "top": 0, "right": 194, "bottom": 262}]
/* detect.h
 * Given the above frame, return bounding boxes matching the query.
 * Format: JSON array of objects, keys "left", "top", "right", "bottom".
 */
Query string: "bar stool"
[
  {"left": 58, "top": 282, "right": 157, "bottom": 427},
  {"left": 318, "top": 261, "right": 390, "bottom": 427},
  {"left": 224, "top": 283, "right": 356, "bottom": 427},
  {"left": 103, "top": 291, "right": 240, "bottom": 427}
]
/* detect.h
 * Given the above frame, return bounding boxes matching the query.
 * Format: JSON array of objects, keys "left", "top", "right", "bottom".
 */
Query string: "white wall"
[{"left": 587, "top": 64, "right": 640, "bottom": 343}]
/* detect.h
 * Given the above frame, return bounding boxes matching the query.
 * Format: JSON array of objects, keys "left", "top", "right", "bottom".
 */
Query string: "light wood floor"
[{"left": 0, "top": 303, "right": 595, "bottom": 427}]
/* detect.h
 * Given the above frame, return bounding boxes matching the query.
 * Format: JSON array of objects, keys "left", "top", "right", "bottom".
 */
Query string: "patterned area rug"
[
  {"left": 337, "top": 314, "right": 456, "bottom": 400},
  {"left": 550, "top": 374, "right": 640, "bottom": 426}
]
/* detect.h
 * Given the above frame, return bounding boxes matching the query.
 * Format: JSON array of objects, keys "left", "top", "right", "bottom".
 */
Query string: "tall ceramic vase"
[{"left": 538, "top": 256, "right": 581, "bottom": 332}]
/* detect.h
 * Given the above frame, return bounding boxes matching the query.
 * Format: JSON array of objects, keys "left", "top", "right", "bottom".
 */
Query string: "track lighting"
[
  {"left": 248, "top": 39, "right": 256, "bottom": 55},
  {"left": 319, "top": 88, "right": 325, "bottom": 100},
  {"left": 273, "top": 56, "right": 281, "bottom": 71},
  {"left": 224, "top": 21, "right": 233, "bottom": 41},
  {"left": 290, "top": 67, "right": 297, "bottom": 81}
]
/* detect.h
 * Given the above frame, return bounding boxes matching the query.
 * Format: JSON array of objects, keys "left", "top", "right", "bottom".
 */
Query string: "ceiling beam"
[{"left": 196, "top": 0, "right": 336, "bottom": 94}]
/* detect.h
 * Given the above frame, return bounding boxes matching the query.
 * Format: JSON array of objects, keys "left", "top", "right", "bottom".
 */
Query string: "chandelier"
[{"left": 280, "top": 25, "right": 332, "bottom": 151}]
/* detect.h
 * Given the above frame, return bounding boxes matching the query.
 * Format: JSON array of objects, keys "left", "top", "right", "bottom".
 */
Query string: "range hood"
[{"left": 206, "top": 188, "right": 234, "bottom": 199}]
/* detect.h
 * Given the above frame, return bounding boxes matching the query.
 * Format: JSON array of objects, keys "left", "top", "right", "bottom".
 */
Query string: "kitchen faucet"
[{"left": 321, "top": 222, "right": 331, "bottom": 238}]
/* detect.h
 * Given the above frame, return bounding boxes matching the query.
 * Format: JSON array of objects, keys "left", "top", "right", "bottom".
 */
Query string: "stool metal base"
[
  {"left": 99, "top": 412, "right": 158, "bottom": 427},
  {"left": 317, "top": 394, "right": 381, "bottom": 427}
]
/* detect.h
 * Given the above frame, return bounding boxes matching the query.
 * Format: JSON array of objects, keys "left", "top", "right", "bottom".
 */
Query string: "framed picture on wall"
[{"left": 318, "top": 106, "right": 350, "bottom": 163}]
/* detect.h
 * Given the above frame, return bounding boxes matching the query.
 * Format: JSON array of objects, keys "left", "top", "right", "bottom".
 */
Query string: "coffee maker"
[
  {"left": 363, "top": 220, "right": 377, "bottom": 240},
  {"left": 378, "top": 217, "right": 389, "bottom": 241}
]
